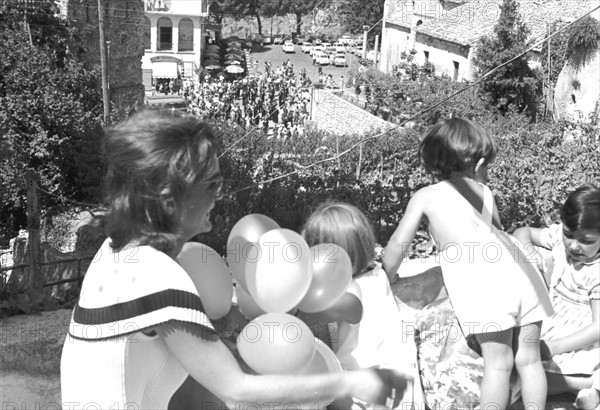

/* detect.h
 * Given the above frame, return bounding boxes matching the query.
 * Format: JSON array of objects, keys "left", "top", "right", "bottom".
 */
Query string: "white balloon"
[
  {"left": 226, "top": 214, "right": 280, "bottom": 291},
  {"left": 247, "top": 229, "right": 313, "bottom": 313}
]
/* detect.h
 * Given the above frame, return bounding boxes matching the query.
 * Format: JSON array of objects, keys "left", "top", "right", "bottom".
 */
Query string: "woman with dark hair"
[
  {"left": 514, "top": 183, "right": 600, "bottom": 409},
  {"left": 60, "top": 109, "right": 408, "bottom": 409}
]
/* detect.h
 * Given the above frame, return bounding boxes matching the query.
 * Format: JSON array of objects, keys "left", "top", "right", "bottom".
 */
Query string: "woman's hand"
[{"left": 345, "top": 368, "right": 411, "bottom": 408}]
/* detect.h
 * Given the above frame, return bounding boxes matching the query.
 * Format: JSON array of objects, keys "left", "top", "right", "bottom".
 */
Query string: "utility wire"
[{"left": 223, "top": 3, "right": 600, "bottom": 196}]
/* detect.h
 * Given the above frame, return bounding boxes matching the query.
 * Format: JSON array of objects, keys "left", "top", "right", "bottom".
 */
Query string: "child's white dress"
[
  {"left": 332, "top": 264, "right": 425, "bottom": 408},
  {"left": 429, "top": 181, "right": 553, "bottom": 338},
  {"left": 538, "top": 223, "right": 600, "bottom": 376}
]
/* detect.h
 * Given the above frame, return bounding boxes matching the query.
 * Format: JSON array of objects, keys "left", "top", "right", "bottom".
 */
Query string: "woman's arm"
[
  {"left": 383, "top": 190, "right": 427, "bottom": 284},
  {"left": 544, "top": 298, "right": 600, "bottom": 357},
  {"left": 156, "top": 321, "right": 407, "bottom": 408}
]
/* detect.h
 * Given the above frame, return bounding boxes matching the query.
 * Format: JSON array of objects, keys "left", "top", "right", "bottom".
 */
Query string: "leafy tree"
[
  {"left": 338, "top": 0, "right": 385, "bottom": 36},
  {"left": 210, "top": 0, "right": 267, "bottom": 34},
  {"left": 209, "top": 0, "right": 246, "bottom": 24},
  {"left": 0, "top": 5, "right": 105, "bottom": 246},
  {"left": 541, "top": 16, "right": 600, "bottom": 89},
  {"left": 473, "top": 0, "right": 542, "bottom": 118},
  {"left": 565, "top": 16, "right": 600, "bottom": 72},
  {"left": 279, "top": 0, "right": 330, "bottom": 35}
]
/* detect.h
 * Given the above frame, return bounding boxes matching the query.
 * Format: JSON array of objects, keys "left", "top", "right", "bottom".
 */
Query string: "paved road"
[{"left": 247, "top": 43, "right": 360, "bottom": 90}]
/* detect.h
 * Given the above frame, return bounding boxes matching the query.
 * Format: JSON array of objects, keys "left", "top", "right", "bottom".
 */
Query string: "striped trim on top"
[{"left": 69, "top": 289, "right": 215, "bottom": 341}]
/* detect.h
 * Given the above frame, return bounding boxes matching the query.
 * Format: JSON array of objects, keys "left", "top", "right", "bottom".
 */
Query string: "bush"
[{"left": 198, "top": 115, "right": 599, "bottom": 256}]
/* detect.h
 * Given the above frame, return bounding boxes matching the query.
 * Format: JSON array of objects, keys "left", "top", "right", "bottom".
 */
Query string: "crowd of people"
[{"left": 182, "top": 61, "right": 312, "bottom": 139}]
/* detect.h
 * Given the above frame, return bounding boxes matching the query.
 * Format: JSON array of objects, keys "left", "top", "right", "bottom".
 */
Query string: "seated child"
[{"left": 514, "top": 183, "right": 600, "bottom": 409}]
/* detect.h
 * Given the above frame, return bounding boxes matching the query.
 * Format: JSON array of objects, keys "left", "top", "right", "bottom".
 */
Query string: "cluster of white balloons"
[{"left": 177, "top": 213, "right": 354, "bottom": 377}]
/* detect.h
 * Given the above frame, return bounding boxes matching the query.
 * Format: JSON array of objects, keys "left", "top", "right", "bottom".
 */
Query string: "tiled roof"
[{"left": 413, "top": 0, "right": 599, "bottom": 46}]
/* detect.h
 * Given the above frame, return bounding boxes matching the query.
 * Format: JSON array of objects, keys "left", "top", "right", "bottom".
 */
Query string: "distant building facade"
[
  {"left": 141, "top": 0, "right": 215, "bottom": 85},
  {"left": 380, "top": 0, "right": 599, "bottom": 82}
]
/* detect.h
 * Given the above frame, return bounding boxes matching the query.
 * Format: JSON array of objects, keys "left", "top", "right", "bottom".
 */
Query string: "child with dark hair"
[
  {"left": 514, "top": 183, "right": 600, "bottom": 409},
  {"left": 384, "top": 117, "right": 554, "bottom": 410}
]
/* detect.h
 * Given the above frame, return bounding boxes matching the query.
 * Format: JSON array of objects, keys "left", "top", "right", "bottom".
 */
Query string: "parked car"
[
  {"left": 323, "top": 43, "right": 336, "bottom": 54},
  {"left": 301, "top": 42, "right": 312, "bottom": 53},
  {"left": 353, "top": 45, "right": 364, "bottom": 56},
  {"left": 334, "top": 42, "right": 346, "bottom": 53},
  {"left": 251, "top": 34, "right": 264, "bottom": 45},
  {"left": 310, "top": 45, "right": 324, "bottom": 57},
  {"left": 273, "top": 34, "right": 284, "bottom": 44},
  {"left": 263, "top": 35, "right": 272, "bottom": 45},
  {"left": 333, "top": 53, "right": 347, "bottom": 67},
  {"left": 313, "top": 50, "right": 330, "bottom": 65},
  {"left": 294, "top": 35, "right": 307, "bottom": 45},
  {"left": 338, "top": 35, "right": 353, "bottom": 46},
  {"left": 282, "top": 41, "right": 295, "bottom": 53}
]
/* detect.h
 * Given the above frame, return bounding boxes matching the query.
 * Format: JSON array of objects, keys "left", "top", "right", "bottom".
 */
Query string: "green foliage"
[
  {"left": 196, "top": 111, "right": 599, "bottom": 259},
  {"left": 565, "top": 16, "right": 600, "bottom": 72},
  {"left": 352, "top": 67, "right": 486, "bottom": 126},
  {"left": 540, "top": 21, "right": 570, "bottom": 87},
  {"left": 473, "top": 0, "right": 542, "bottom": 118},
  {"left": 337, "top": 0, "right": 385, "bottom": 35},
  {"left": 541, "top": 17, "right": 600, "bottom": 87},
  {"left": 0, "top": 6, "right": 106, "bottom": 246}
]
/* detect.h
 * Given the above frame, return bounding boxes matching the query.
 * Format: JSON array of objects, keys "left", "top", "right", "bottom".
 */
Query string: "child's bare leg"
[
  {"left": 514, "top": 322, "right": 546, "bottom": 410},
  {"left": 477, "top": 328, "right": 514, "bottom": 409}
]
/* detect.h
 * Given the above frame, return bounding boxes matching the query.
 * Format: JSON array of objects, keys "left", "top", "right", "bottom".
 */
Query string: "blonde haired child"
[
  {"left": 302, "top": 201, "right": 424, "bottom": 409},
  {"left": 383, "top": 117, "right": 554, "bottom": 409}
]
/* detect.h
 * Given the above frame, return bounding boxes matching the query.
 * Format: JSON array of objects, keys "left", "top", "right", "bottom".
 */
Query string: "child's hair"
[
  {"left": 560, "top": 183, "right": 600, "bottom": 232},
  {"left": 102, "top": 109, "right": 219, "bottom": 253},
  {"left": 419, "top": 117, "right": 497, "bottom": 179},
  {"left": 302, "top": 202, "right": 376, "bottom": 276}
]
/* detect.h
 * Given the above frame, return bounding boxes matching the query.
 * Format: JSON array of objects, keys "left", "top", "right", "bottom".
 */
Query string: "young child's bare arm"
[
  {"left": 513, "top": 227, "right": 545, "bottom": 247},
  {"left": 544, "top": 298, "right": 600, "bottom": 358},
  {"left": 383, "top": 190, "right": 427, "bottom": 283}
]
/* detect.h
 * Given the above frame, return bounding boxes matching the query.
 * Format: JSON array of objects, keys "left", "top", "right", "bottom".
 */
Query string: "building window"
[
  {"left": 453, "top": 60, "right": 459, "bottom": 80},
  {"left": 424, "top": 50, "right": 429, "bottom": 64},
  {"left": 178, "top": 18, "right": 194, "bottom": 51},
  {"left": 143, "top": 17, "right": 151, "bottom": 50},
  {"left": 158, "top": 17, "right": 173, "bottom": 51}
]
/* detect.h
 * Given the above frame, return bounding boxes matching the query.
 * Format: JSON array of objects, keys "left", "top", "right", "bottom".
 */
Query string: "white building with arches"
[{"left": 141, "top": 0, "right": 214, "bottom": 82}]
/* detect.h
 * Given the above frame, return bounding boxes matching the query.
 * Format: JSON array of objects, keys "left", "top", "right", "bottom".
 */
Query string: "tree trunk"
[
  {"left": 255, "top": 13, "right": 263, "bottom": 35},
  {"left": 295, "top": 13, "right": 302, "bottom": 34}
]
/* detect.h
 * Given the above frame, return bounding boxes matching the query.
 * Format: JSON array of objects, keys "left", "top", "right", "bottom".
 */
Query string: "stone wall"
[{"left": 310, "top": 90, "right": 395, "bottom": 136}]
